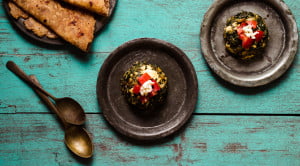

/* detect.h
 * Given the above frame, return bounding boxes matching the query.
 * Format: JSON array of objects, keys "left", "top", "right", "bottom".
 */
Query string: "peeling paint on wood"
[
  {"left": 0, "top": 0, "right": 299, "bottom": 114},
  {"left": 0, "top": 115, "right": 299, "bottom": 165},
  {"left": 221, "top": 143, "right": 248, "bottom": 153},
  {"left": 0, "top": 0, "right": 300, "bottom": 165}
]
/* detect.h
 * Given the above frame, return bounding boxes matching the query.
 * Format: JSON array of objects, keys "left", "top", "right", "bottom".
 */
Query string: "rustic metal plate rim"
[
  {"left": 96, "top": 38, "right": 198, "bottom": 141},
  {"left": 200, "top": 0, "right": 298, "bottom": 87}
]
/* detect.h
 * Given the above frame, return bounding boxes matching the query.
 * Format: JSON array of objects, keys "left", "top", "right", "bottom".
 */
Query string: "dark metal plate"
[
  {"left": 3, "top": 0, "right": 117, "bottom": 45},
  {"left": 97, "top": 38, "right": 198, "bottom": 141},
  {"left": 200, "top": 0, "right": 298, "bottom": 87}
]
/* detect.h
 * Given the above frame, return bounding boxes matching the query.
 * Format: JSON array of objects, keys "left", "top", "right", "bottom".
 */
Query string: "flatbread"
[
  {"left": 8, "top": 2, "right": 28, "bottom": 19},
  {"left": 24, "top": 18, "right": 58, "bottom": 39},
  {"left": 12, "top": 0, "right": 96, "bottom": 52},
  {"left": 58, "top": 0, "right": 110, "bottom": 16},
  {"left": 8, "top": 2, "right": 58, "bottom": 39}
]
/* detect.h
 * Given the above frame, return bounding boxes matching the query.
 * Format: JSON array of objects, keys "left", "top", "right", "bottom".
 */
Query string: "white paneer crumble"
[
  {"left": 139, "top": 80, "right": 154, "bottom": 96},
  {"left": 242, "top": 24, "right": 259, "bottom": 39}
]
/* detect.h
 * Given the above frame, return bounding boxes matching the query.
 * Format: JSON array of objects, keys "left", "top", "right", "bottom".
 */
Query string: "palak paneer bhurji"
[
  {"left": 224, "top": 11, "right": 269, "bottom": 60},
  {"left": 120, "top": 62, "right": 168, "bottom": 110}
]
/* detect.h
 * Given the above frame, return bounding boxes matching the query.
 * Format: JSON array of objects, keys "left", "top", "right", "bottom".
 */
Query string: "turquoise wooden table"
[{"left": 1, "top": 0, "right": 300, "bottom": 165}]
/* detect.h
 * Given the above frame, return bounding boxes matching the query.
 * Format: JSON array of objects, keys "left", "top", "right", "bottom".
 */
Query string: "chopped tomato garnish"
[
  {"left": 140, "top": 96, "right": 148, "bottom": 104},
  {"left": 149, "top": 91, "right": 157, "bottom": 97},
  {"left": 237, "top": 28, "right": 243, "bottom": 35},
  {"left": 152, "top": 80, "right": 160, "bottom": 92},
  {"left": 239, "top": 34, "right": 254, "bottom": 49},
  {"left": 245, "top": 20, "right": 257, "bottom": 29},
  {"left": 237, "top": 22, "right": 247, "bottom": 35},
  {"left": 138, "top": 73, "right": 151, "bottom": 85},
  {"left": 133, "top": 84, "right": 140, "bottom": 94},
  {"left": 134, "top": 73, "right": 162, "bottom": 103},
  {"left": 255, "top": 30, "right": 264, "bottom": 42},
  {"left": 237, "top": 20, "right": 263, "bottom": 49}
]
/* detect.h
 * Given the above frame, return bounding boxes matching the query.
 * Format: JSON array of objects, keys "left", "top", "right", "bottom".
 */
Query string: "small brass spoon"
[
  {"left": 30, "top": 75, "right": 93, "bottom": 158},
  {"left": 6, "top": 61, "right": 85, "bottom": 125}
]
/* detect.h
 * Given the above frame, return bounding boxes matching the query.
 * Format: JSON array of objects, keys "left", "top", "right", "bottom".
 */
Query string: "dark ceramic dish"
[
  {"left": 3, "top": 0, "right": 117, "bottom": 45},
  {"left": 97, "top": 38, "right": 198, "bottom": 141},
  {"left": 200, "top": 0, "right": 298, "bottom": 87}
]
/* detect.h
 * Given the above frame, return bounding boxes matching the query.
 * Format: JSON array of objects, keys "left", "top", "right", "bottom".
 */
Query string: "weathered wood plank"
[
  {"left": 1, "top": 0, "right": 299, "bottom": 165},
  {"left": 0, "top": 0, "right": 299, "bottom": 114},
  {"left": 0, "top": 114, "right": 299, "bottom": 165}
]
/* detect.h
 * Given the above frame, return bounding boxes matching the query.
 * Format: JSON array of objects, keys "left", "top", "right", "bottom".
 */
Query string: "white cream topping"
[
  {"left": 139, "top": 80, "right": 154, "bottom": 96},
  {"left": 242, "top": 24, "right": 258, "bottom": 39},
  {"left": 140, "top": 65, "right": 159, "bottom": 80}
]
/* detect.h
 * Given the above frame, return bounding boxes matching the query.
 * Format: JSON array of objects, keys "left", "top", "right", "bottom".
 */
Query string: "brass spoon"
[
  {"left": 6, "top": 61, "right": 85, "bottom": 125},
  {"left": 30, "top": 75, "right": 93, "bottom": 158}
]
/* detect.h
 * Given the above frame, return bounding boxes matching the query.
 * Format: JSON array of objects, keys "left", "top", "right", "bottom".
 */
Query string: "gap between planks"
[{"left": 1, "top": 112, "right": 300, "bottom": 117}]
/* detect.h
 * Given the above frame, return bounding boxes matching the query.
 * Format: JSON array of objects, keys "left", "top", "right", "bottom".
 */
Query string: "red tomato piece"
[
  {"left": 140, "top": 96, "right": 148, "bottom": 104},
  {"left": 237, "top": 27, "right": 243, "bottom": 35},
  {"left": 152, "top": 80, "right": 160, "bottom": 92},
  {"left": 133, "top": 84, "right": 140, "bottom": 94},
  {"left": 138, "top": 73, "right": 151, "bottom": 85},
  {"left": 239, "top": 34, "right": 254, "bottom": 49},
  {"left": 237, "top": 22, "right": 247, "bottom": 35},
  {"left": 149, "top": 91, "right": 157, "bottom": 97},
  {"left": 245, "top": 20, "right": 257, "bottom": 29},
  {"left": 255, "top": 30, "right": 264, "bottom": 42}
]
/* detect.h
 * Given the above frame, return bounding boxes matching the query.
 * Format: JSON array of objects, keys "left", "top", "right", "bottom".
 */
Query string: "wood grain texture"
[
  {"left": 1, "top": 114, "right": 300, "bottom": 165},
  {"left": 0, "top": 0, "right": 300, "bottom": 164},
  {"left": 0, "top": 0, "right": 299, "bottom": 114}
]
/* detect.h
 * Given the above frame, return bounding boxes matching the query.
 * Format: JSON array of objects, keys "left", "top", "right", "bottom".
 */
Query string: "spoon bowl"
[
  {"left": 29, "top": 75, "right": 93, "bottom": 158},
  {"left": 6, "top": 61, "right": 86, "bottom": 125},
  {"left": 55, "top": 97, "right": 86, "bottom": 125},
  {"left": 64, "top": 125, "right": 93, "bottom": 158}
]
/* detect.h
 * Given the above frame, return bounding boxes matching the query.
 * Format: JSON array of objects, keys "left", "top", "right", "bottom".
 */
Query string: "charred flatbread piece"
[
  {"left": 12, "top": 0, "right": 96, "bottom": 52},
  {"left": 8, "top": 2, "right": 28, "bottom": 19},
  {"left": 59, "top": 0, "right": 110, "bottom": 16},
  {"left": 8, "top": 2, "right": 58, "bottom": 39},
  {"left": 24, "top": 18, "right": 58, "bottom": 39}
]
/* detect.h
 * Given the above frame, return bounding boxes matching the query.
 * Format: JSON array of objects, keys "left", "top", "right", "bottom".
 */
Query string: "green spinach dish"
[
  {"left": 223, "top": 11, "right": 269, "bottom": 60},
  {"left": 120, "top": 62, "right": 168, "bottom": 110}
]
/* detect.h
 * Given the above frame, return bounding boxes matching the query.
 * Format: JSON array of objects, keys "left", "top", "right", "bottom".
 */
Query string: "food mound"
[
  {"left": 223, "top": 11, "right": 269, "bottom": 60},
  {"left": 120, "top": 62, "right": 168, "bottom": 110}
]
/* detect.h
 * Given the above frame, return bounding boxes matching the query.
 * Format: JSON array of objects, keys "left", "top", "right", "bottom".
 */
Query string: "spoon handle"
[
  {"left": 29, "top": 75, "right": 68, "bottom": 127},
  {"left": 6, "top": 61, "right": 56, "bottom": 99},
  {"left": 30, "top": 75, "right": 93, "bottom": 158}
]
